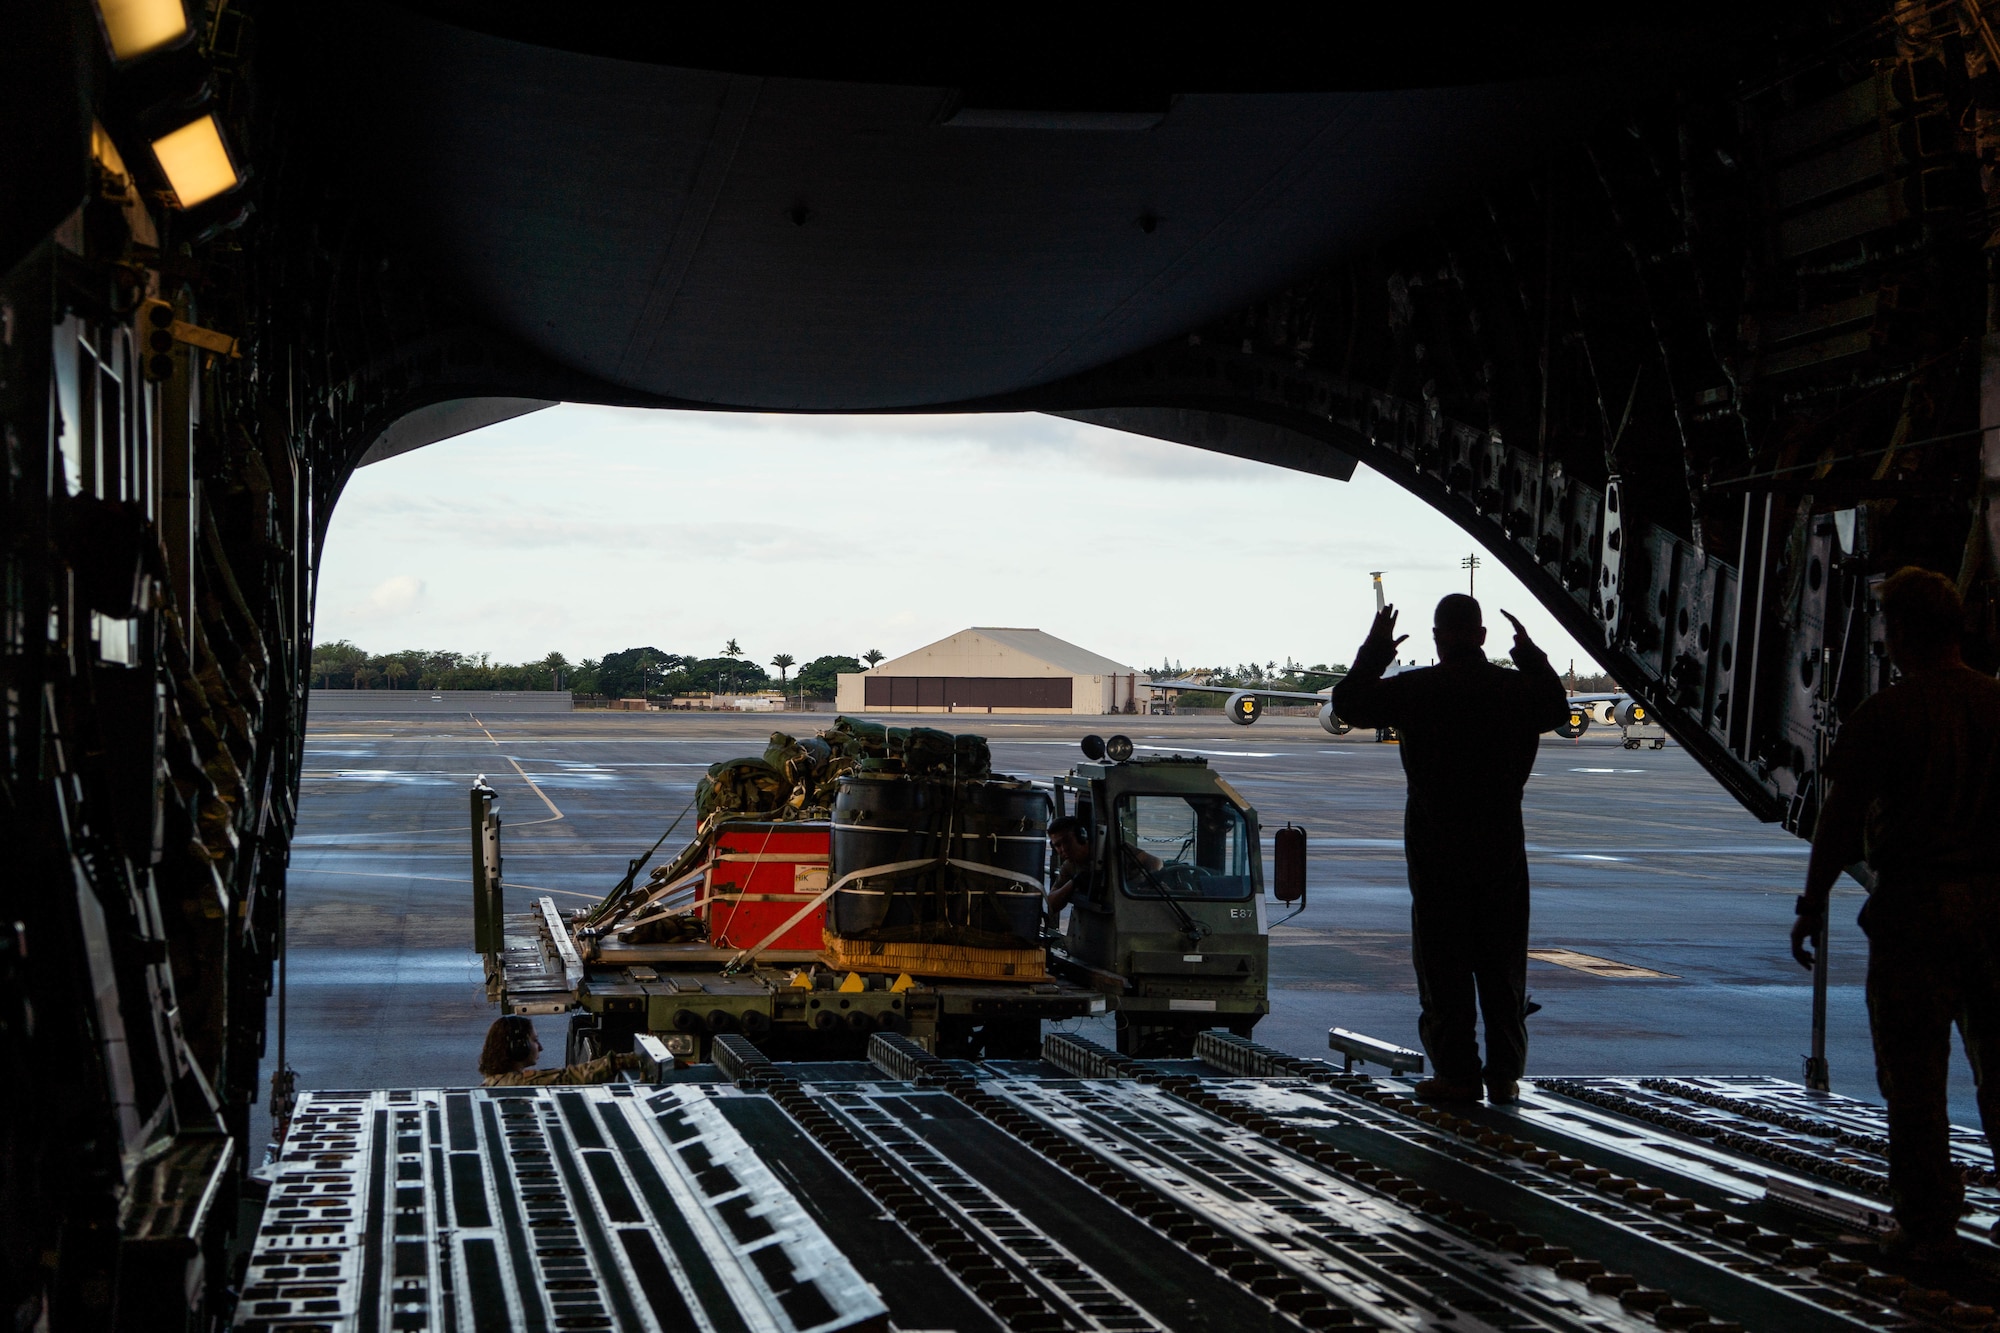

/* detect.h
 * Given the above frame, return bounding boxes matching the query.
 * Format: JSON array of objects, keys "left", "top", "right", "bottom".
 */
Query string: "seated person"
[
  {"left": 478, "top": 1015, "right": 642, "bottom": 1086},
  {"left": 1046, "top": 815, "right": 1160, "bottom": 924}
]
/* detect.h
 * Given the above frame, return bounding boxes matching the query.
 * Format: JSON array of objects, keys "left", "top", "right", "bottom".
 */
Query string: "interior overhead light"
[
  {"left": 90, "top": 121, "right": 130, "bottom": 180},
  {"left": 96, "top": 0, "right": 189, "bottom": 63},
  {"left": 151, "top": 114, "right": 238, "bottom": 208}
]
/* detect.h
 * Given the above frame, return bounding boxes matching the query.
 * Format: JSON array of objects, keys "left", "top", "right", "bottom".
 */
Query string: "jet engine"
[
  {"left": 1316, "top": 702, "right": 1352, "bottom": 735},
  {"left": 1613, "top": 699, "right": 1649, "bottom": 728},
  {"left": 1226, "top": 692, "right": 1262, "bottom": 725},
  {"left": 1553, "top": 708, "right": 1590, "bottom": 739}
]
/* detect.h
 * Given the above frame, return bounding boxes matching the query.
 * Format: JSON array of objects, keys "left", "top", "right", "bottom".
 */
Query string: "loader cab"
[{"left": 1050, "top": 739, "right": 1271, "bottom": 1055}]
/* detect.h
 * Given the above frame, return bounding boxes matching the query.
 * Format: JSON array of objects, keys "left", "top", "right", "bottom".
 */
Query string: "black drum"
[
  {"left": 950, "top": 779, "right": 1048, "bottom": 942},
  {"left": 829, "top": 772, "right": 946, "bottom": 935},
  {"left": 830, "top": 774, "right": 1048, "bottom": 947}
]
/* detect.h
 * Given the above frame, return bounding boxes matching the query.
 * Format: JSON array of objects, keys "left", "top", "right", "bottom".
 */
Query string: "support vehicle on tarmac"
[{"left": 471, "top": 722, "right": 1295, "bottom": 1067}]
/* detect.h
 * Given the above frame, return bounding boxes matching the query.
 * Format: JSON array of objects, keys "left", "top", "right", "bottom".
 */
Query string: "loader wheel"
[
  {"left": 937, "top": 1017, "right": 1039, "bottom": 1061},
  {"left": 1115, "top": 1015, "right": 1199, "bottom": 1059}
]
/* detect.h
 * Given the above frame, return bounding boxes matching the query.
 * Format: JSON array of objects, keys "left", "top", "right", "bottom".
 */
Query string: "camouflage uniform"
[
  {"left": 482, "top": 1051, "right": 641, "bottom": 1087},
  {"left": 1862, "top": 883, "right": 2000, "bottom": 1235},
  {"left": 1825, "top": 666, "right": 2000, "bottom": 1241}
]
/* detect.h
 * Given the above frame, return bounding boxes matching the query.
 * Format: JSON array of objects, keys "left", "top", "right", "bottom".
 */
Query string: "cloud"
[
  {"left": 340, "top": 496, "right": 833, "bottom": 558},
  {"left": 518, "top": 404, "right": 1263, "bottom": 484},
  {"left": 969, "top": 418, "right": 1277, "bottom": 483},
  {"left": 314, "top": 404, "right": 1607, "bottom": 673},
  {"left": 351, "top": 574, "right": 425, "bottom": 617}
]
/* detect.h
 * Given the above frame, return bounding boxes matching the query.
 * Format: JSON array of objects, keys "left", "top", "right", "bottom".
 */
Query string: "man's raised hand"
[
  {"left": 1500, "top": 610, "right": 1536, "bottom": 655},
  {"left": 1367, "top": 605, "right": 1408, "bottom": 654}
]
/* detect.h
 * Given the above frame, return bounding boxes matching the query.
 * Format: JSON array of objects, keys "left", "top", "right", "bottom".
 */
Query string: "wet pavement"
[{"left": 259, "top": 708, "right": 1956, "bottom": 1154}]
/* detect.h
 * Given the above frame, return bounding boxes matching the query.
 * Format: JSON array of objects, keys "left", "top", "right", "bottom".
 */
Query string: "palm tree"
[
  {"left": 723, "top": 638, "right": 742, "bottom": 658},
  {"left": 771, "top": 653, "right": 795, "bottom": 708},
  {"left": 863, "top": 649, "right": 885, "bottom": 668},
  {"left": 637, "top": 650, "right": 665, "bottom": 698},
  {"left": 382, "top": 659, "right": 407, "bottom": 690}
]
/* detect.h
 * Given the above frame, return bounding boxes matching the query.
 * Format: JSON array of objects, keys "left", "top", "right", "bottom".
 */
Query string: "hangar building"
[{"left": 836, "top": 628, "right": 1143, "bottom": 716}]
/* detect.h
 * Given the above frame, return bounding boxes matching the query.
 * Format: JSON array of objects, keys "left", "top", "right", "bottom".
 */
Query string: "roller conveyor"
[{"left": 236, "top": 1039, "right": 2000, "bottom": 1333}]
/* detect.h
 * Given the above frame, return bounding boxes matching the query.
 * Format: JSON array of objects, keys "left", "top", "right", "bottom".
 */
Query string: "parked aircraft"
[
  {"left": 1146, "top": 572, "right": 1397, "bottom": 735},
  {"left": 1149, "top": 572, "right": 1662, "bottom": 747},
  {"left": 1557, "top": 694, "right": 1665, "bottom": 748}
]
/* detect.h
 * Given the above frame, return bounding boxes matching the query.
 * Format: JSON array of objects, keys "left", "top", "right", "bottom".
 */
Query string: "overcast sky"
[{"left": 315, "top": 404, "right": 1606, "bottom": 677}]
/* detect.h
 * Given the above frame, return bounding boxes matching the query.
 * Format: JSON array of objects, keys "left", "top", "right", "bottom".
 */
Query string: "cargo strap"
[
  {"left": 718, "top": 856, "right": 1046, "bottom": 975},
  {"left": 606, "top": 866, "right": 707, "bottom": 938}
]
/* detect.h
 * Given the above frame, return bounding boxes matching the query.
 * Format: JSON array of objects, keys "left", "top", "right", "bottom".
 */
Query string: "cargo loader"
[
  {"left": 1045, "top": 732, "right": 1291, "bottom": 1056},
  {"left": 473, "top": 720, "right": 1290, "bottom": 1066}
]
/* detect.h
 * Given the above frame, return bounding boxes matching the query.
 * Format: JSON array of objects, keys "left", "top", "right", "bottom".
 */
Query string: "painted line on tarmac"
[
  {"left": 1254, "top": 839, "right": 1802, "bottom": 857},
  {"left": 470, "top": 714, "right": 565, "bottom": 821},
  {"left": 1133, "top": 745, "right": 1281, "bottom": 757},
  {"left": 298, "top": 867, "right": 599, "bottom": 899},
  {"left": 280, "top": 949, "right": 485, "bottom": 983},
  {"left": 1527, "top": 947, "right": 1677, "bottom": 979}
]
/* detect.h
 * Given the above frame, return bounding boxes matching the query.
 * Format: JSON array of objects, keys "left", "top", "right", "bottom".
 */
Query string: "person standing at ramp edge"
[
  {"left": 1334, "top": 595, "right": 1569, "bottom": 1104},
  {"left": 1790, "top": 567, "right": 2000, "bottom": 1263}
]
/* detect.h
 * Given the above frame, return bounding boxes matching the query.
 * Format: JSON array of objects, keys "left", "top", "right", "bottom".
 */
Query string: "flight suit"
[
  {"left": 1824, "top": 667, "right": 2000, "bottom": 1240},
  {"left": 1333, "top": 638, "right": 1568, "bottom": 1087}
]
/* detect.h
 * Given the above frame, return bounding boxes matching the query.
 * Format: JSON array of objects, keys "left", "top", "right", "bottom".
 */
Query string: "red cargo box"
[{"left": 700, "top": 821, "right": 832, "bottom": 952}]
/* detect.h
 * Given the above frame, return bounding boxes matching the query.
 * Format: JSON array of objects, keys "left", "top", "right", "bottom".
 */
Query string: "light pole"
[{"left": 1462, "top": 553, "right": 1482, "bottom": 595}]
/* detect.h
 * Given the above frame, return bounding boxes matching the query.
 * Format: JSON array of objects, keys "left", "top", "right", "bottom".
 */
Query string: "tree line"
[
  {"left": 310, "top": 639, "right": 868, "bottom": 701},
  {"left": 310, "top": 641, "right": 1623, "bottom": 703}
]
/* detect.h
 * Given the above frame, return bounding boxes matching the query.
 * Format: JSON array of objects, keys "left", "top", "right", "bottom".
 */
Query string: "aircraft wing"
[
  {"left": 1564, "top": 692, "right": 1628, "bottom": 706},
  {"left": 1232, "top": 687, "right": 1333, "bottom": 704},
  {"left": 1146, "top": 680, "right": 1334, "bottom": 704}
]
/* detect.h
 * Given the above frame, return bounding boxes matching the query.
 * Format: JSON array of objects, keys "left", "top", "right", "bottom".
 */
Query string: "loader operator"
[
  {"left": 478, "top": 1015, "right": 643, "bottom": 1087},
  {"left": 1046, "top": 815, "right": 1159, "bottom": 925},
  {"left": 1333, "top": 594, "right": 1568, "bottom": 1105},
  {"left": 1791, "top": 567, "right": 2000, "bottom": 1263}
]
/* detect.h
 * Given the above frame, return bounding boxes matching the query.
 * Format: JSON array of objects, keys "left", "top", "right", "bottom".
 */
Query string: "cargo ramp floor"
[{"left": 237, "top": 1033, "right": 2000, "bottom": 1333}]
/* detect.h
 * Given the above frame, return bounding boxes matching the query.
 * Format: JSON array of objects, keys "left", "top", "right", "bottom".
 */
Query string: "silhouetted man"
[
  {"left": 1791, "top": 567, "right": 2000, "bottom": 1263},
  {"left": 1333, "top": 595, "right": 1568, "bottom": 1104}
]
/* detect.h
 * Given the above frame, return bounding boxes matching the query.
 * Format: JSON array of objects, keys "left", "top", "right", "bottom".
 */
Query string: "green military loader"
[
  {"left": 1046, "top": 735, "right": 1288, "bottom": 1056},
  {"left": 472, "top": 724, "right": 1295, "bottom": 1066}
]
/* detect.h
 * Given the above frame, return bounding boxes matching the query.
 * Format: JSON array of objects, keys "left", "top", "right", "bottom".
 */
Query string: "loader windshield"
[{"left": 1115, "top": 793, "right": 1252, "bottom": 900}]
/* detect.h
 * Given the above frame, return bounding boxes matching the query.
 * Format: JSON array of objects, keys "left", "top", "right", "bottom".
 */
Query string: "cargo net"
[{"left": 582, "top": 718, "right": 1008, "bottom": 950}]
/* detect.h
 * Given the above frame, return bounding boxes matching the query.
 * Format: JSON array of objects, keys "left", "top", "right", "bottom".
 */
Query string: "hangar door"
[{"left": 863, "top": 676, "right": 1072, "bottom": 708}]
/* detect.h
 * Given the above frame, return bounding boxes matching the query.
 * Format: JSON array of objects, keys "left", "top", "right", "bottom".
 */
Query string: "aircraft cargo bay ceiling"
[{"left": 310, "top": 5, "right": 1705, "bottom": 409}]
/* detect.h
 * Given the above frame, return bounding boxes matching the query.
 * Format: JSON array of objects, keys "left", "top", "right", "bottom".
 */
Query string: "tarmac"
[{"left": 258, "top": 709, "right": 1960, "bottom": 1155}]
